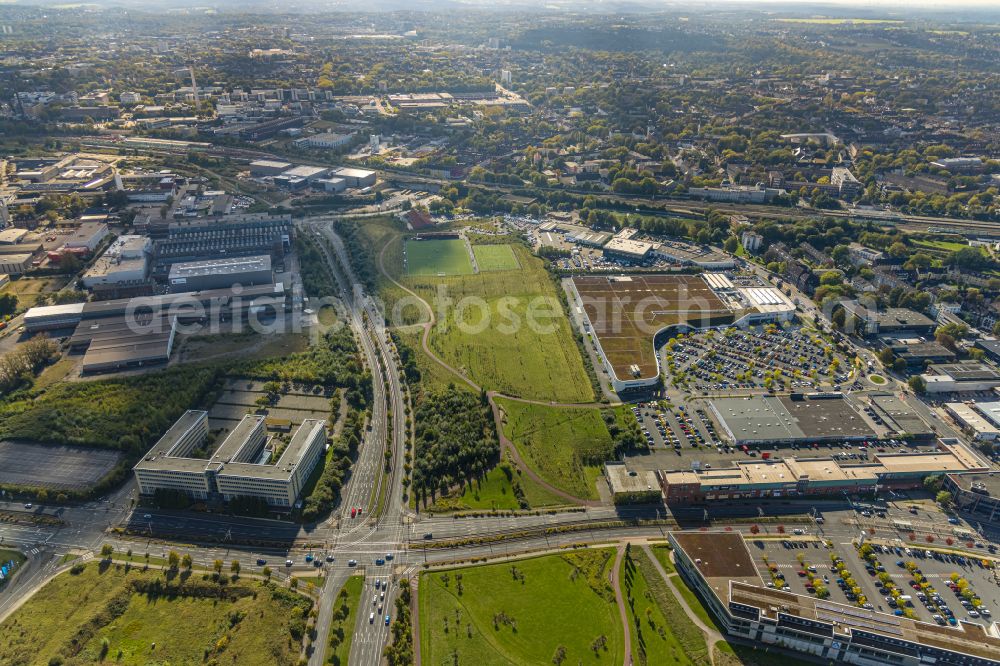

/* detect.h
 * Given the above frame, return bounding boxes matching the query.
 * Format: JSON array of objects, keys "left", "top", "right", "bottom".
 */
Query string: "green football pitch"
[
  {"left": 404, "top": 239, "right": 474, "bottom": 276},
  {"left": 473, "top": 244, "right": 520, "bottom": 271}
]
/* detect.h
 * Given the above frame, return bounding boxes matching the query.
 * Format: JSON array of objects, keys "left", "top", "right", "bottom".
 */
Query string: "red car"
[{"left": 351, "top": 507, "right": 357, "bottom": 518}]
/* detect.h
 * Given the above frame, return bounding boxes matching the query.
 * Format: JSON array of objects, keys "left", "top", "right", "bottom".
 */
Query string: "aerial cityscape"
[{"left": 1, "top": 1, "right": 1000, "bottom": 664}]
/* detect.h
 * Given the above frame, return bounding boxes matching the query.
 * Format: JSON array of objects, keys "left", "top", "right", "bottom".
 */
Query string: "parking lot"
[
  {"left": 748, "top": 536, "right": 1000, "bottom": 630},
  {"left": 625, "top": 397, "right": 940, "bottom": 472},
  {"left": 207, "top": 379, "right": 333, "bottom": 432},
  {"left": 664, "top": 324, "right": 856, "bottom": 394},
  {"left": 0, "top": 440, "right": 124, "bottom": 491}
]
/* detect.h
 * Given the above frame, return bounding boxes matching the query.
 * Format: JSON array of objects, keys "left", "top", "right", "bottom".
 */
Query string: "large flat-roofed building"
[
  {"left": 168, "top": 254, "right": 272, "bottom": 293},
  {"left": 70, "top": 312, "right": 177, "bottom": 374},
  {"left": 604, "top": 462, "right": 660, "bottom": 505},
  {"left": 570, "top": 273, "right": 794, "bottom": 393},
  {"left": 295, "top": 132, "right": 353, "bottom": 150},
  {"left": 944, "top": 472, "right": 1000, "bottom": 523},
  {"left": 134, "top": 411, "right": 326, "bottom": 508},
  {"left": 63, "top": 221, "right": 109, "bottom": 252},
  {"left": 839, "top": 301, "right": 936, "bottom": 336},
  {"left": 330, "top": 166, "right": 376, "bottom": 188},
  {"left": 709, "top": 395, "right": 875, "bottom": 446},
  {"left": 570, "top": 274, "right": 739, "bottom": 392},
  {"left": 921, "top": 362, "right": 1000, "bottom": 394},
  {"left": 877, "top": 334, "right": 955, "bottom": 368},
  {"left": 23, "top": 302, "right": 87, "bottom": 331},
  {"left": 602, "top": 237, "right": 653, "bottom": 262},
  {"left": 249, "top": 159, "right": 292, "bottom": 177},
  {"left": 152, "top": 213, "right": 291, "bottom": 272},
  {"left": 0, "top": 253, "right": 34, "bottom": 275},
  {"left": 23, "top": 283, "right": 287, "bottom": 332},
  {"left": 670, "top": 531, "right": 1000, "bottom": 666},
  {"left": 82, "top": 235, "right": 151, "bottom": 288},
  {"left": 651, "top": 240, "right": 735, "bottom": 269},
  {"left": 865, "top": 394, "right": 935, "bottom": 440},
  {"left": 658, "top": 446, "right": 984, "bottom": 503},
  {"left": 945, "top": 402, "right": 1000, "bottom": 442}
]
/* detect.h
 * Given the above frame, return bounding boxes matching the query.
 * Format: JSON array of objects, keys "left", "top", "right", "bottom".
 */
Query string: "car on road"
[
  {"left": 23, "top": 503, "right": 32, "bottom": 509},
  {"left": 423, "top": 533, "right": 433, "bottom": 539},
  {"left": 385, "top": 614, "right": 391, "bottom": 626},
  {"left": 369, "top": 612, "right": 375, "bottom": 624},
  {"left": 305, "top": 554, "right": 313, "bottom": 563},
  {"left": 348, "top": 559, "right": 357, "bottom": 567},
  {"left": 256, "top": 558, "right": 267, "bottom": 566},
  {"left": 375, "top": 558, "right": 385, "bottom": 566},
  {"left": 385, "top": 553, "right": 394, "bottom": 561},
  {"left": 143, "top": 514, "right": 152, "bottom": 519},
  {"left": 351, "top": 508, "right": 357, "bottom": 518},
  {"left": 285, "top": 559, "right": 293, "bottom": 567},
  {"left": 326, "top": 555, "right": 334, "bottom": 562}
]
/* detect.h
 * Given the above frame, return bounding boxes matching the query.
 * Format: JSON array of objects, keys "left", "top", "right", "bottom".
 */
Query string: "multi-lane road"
[{"left": 1, "top": 215, "right": 998, "bottom": 663}]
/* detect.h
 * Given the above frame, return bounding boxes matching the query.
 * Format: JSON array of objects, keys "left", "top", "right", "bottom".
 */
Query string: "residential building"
[
  {"left": 740, "top": 230, "right": 763, "bottom": 254},
  {"left": 830, "top": 166, "right": 863, "bottom": 199},
  {"left": 847, "top": 243, "right": 885, "bottom": 267}
]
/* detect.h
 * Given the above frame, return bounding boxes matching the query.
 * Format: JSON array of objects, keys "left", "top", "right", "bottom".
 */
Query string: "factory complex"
[{"left": 24, "top": 283, "right": 286, "bottom": 373}]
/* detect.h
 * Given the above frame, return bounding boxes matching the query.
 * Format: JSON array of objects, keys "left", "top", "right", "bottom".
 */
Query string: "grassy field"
[
  {"left": 497, "top": 399, "right": 612, "bottom": 500},
  {"left": 418, "top": 549, "right": 624, "bottom": 665},
  {"left": 359, "top": 222, "right": 592, "bottom": 402},
  {"left": 0, "top": 276, "right": 68, "bottom": 309},
  {"left": 473, "top": 244, "right": 520, "bottom": 272},
  {"left": 672, "top": 565, "right": 724, "bottom": 633},
  {"left": 394, "top": 327, "right": 472, "bottom": 393},
  {"left": 32, "top": 357, "right": 77, "bottom": 389},
  {"left": 649, "top": 544, "right": 675, "bottom": 574},
  {"left": 632, "top": 548, "right": 711, "bottom": 663},
  {"left": 0, "top": 561, "right": 311, "bottom": 666},
  {"left": 429, "top": 462, "right": 572, "bottom": 512},
  {"left": 622, "top": 548, "right": 699, "bottom": 666},
  {"left": 411, "top": 245, "right": 594, "bottom": 402},
  {"left": 913, "top": 239, "right": 968, "bottom": 253},
  {"left": 327, "top": 575, "right": 364, "bottom": 665},
  {"left": 405, "top": 238, "right": 474, "bottom": 276}
]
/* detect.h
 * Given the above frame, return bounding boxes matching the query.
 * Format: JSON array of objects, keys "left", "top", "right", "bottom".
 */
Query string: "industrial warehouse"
[
  {"left": 669, "top": 531, "right": 1000, "bottom": 666},
  {"left": 134, "top": 410, "right": 327, "bottom": 508},
  {"left": 24, "top": 283, "right": 287, "bottom": 373}
]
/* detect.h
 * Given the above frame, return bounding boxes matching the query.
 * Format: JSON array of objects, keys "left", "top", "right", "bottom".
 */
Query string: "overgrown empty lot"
[{"left": 0, "top": 561, "right": 312, "bottom": 666}]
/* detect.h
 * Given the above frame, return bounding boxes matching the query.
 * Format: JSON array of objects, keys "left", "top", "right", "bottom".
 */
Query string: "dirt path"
[
  {"left": 376, "top": 238, "right": 603, "bottom": 507},
  {"left": 641, "top": 544, "right": 721, "bottom": 665},
  {"left": 612, "top": 544, "right": 633, "bottom": 666},
  {"left": 489, "top": 394, "right": 601, "bottom": 507},
  {"left": 409, "top": 575, "right": 422, "bottom": 666}
]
